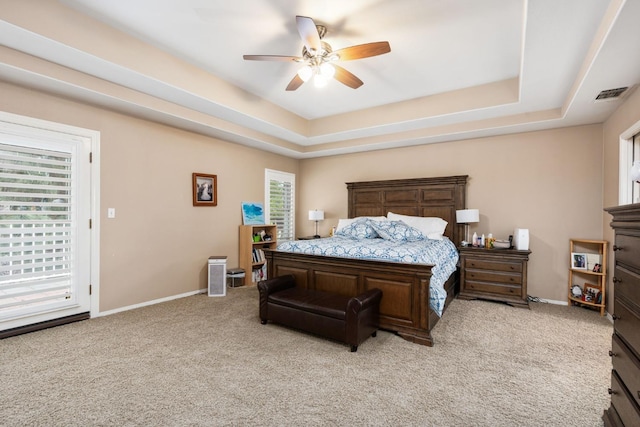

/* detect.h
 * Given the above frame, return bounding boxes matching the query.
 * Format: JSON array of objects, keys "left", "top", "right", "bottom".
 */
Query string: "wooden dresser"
[
  {"left": 458, "top": 247, "right": 531, "bottom": 308},
  {"left": 603, "top": 203, "right": 640, "bottom": 426}
]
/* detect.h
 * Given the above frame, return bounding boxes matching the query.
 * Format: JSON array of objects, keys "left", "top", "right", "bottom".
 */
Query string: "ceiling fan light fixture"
[
  {"left": 314, "top": 73, "right": 329, "bottom": 88},
  {"left": 297, "top": 65, "right": 313, "bottom": 82},
  {"left": 243, "top": 16, "right": 391, "bottom": 91},
  {"left": 319, "top": 62, "right": 335, "bottom": 79}
]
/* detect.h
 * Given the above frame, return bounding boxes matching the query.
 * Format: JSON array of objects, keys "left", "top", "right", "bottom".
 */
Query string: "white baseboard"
[
  {"left": 532, "top": 297, "right": 613, "bottom": 323},
  {"left": 538, "top": 298, "right": 567, "bottom": 306},
  {"left": 95, "top": 288, "right": 207, "bottom": 317}
]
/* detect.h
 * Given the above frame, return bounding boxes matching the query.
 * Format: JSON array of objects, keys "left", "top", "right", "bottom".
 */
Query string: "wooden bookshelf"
[
  {"left": 239, "top": 224, "right": 277, "bottom": 285},
  {"left": 567, "top": 238, "right": 607, "bottom": 316}
]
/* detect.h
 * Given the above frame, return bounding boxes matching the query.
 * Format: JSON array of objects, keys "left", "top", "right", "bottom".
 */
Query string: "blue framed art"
[{"left": 241, "top": 202, "right": 265, "bottom": 225}]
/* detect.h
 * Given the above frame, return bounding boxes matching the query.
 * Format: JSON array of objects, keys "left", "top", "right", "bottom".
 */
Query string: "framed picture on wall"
[
  {"left": 571, "top": 252, "right": 587, "bottom": 270},
  {"left": 192, "top": 173, "right": 217, "bottom": 206}
]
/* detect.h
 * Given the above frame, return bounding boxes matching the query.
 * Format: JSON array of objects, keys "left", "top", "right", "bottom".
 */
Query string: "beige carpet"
[{"left": 1, "top": 287, "right": 612, "bottom": 426}]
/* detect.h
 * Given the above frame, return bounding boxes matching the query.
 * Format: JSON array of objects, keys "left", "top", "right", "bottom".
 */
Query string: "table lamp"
[
  {"left": 309, "top": 209, "right": 324, "bottom": 238},
  {"left": 456, "top": 209, "right": 479, "bottom": 245}
]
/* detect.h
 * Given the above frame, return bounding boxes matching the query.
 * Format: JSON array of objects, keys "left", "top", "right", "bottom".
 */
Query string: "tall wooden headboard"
[{"left": 346, "top": 175, "right": 468, "bottom": 244}]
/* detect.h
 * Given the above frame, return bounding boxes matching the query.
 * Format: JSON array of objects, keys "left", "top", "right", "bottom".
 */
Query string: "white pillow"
[
  {"left": 336, "top": 216, "right": 386, "bottom": 231},
  {"left": 387, "top": 212, "right": 448, "bottom": 240}
]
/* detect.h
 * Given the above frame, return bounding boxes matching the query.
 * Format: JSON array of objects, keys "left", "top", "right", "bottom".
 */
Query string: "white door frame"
[{"left": 0, "top": 111, "right": 100, "bottom": 324}]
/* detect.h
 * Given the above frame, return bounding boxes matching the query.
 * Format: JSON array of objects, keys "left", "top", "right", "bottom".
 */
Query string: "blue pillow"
[
  {"left": 370, "top": 220, "right": 426, "bottom": 242},
  {"left": 335, "top": 218, "right": 379, "bottom": 239}
]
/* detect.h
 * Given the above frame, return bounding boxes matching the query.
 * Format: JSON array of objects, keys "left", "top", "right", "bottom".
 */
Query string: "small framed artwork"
[
  {"left": 241, "top": 202, "right": 265, "bottom": 225},
  {"left": 592, "top": 263, "right": 602, "bottom": 273},
  {"left": 192, "top": 173, "right": 217, "bottom": 206},
  {"left": 585, "top": 285, "right": 601, "bottom": 297},
  {"left": 584, "top": 285, "right": 602, "bottom": 303},
  {"left": 571, "top": 252, "right": 587, "bottom": 270}
]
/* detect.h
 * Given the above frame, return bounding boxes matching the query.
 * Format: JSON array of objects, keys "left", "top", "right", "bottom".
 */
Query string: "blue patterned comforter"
[{"left": 276, "top": 236, "right": 459, "bottom": 316}]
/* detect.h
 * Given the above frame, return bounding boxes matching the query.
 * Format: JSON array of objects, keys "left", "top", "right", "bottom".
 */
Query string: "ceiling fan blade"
[
  {"left": 286, "top": 74, "right": 305, "bottom": 91},
  {"left": 296, "top": 15, "right": 321, "bottom": 52},
  {"left": 333, "top": 65, "right": 363, "bottom": 89},
  {"left": 243, "top": 55, "right": 302, "bottom": 62},
  {"left": 333, "top": 41, "right": 391, "bottom": 61}
]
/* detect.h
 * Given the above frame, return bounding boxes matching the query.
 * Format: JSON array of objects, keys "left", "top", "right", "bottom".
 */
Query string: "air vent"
[{"left": 595, "top": 87, "right": 629, "bottom": 101}]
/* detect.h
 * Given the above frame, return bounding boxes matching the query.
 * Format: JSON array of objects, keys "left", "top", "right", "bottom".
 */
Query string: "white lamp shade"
[
  {"left": 319, "top": 62, "right": 335, "bottom": 79},
  {"left": 630, "top": 160, "right": 640, "bottom": 182},
  {"left": 456, "top": 209, "right": 479, "bottom": 224},
  {"left": 309, "top": 210, "right": 325, "bottom": 221},
  {"left": 297, "top": 65, "right": 313, "bottom": 82},
  {"left": 313, "top": 73, "right": 329, "bottom": 88}
]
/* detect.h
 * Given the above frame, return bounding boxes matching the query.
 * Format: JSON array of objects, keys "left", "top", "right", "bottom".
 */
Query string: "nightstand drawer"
[
  {"left": 465, "top": 280, "right": 522, "bottom": 296},
  {"left": 458, "top": 247, "right": 530, "bottom": 308},
  {"left": 464, "top": 258, "right": 523, "bottom": 274},
  {"left": 464, "top": 269, "right": 522, "bottom": 285}
]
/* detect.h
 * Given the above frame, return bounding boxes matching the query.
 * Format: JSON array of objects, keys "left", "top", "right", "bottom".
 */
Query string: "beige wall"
[
  {"left": 4, "top": 77, "right": 637, "bottom": 311},
  {"left": 602, "top": 87, "right": 640, "bottom": 312},
  {"left": 0, "top": 81, "right": 298, "bottom": 312},
  {"left": 299, "top": 125, "right": 604, "bottom": 303}
]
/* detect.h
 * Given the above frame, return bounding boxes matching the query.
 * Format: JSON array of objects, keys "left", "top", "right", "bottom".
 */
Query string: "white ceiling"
[{"left": 1, "top": 0, "right": 639, "bottom": 158}]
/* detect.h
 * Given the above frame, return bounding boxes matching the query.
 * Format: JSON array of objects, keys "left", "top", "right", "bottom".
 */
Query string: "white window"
[
  {"left": 265, "top": 169, "right": 295, "bottom": 242},
  {"left": 619, "top": 123, "right": 640, "bottom": 205},
  {"left": 632, "top": 133, "right": 640, "bottom": 204}
]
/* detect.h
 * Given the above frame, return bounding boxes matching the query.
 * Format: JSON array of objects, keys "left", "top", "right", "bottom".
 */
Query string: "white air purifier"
[
  {"left": 208, "top": 256, "right": 227, "bottom": 297},
  {"left": 513, "top": 229, "right": 529, "bottom": 251}
]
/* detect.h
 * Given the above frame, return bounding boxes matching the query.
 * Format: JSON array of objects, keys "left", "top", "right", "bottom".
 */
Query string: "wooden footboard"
[{"left": 265, "top": 249, "right": 449, "bottom": 346}]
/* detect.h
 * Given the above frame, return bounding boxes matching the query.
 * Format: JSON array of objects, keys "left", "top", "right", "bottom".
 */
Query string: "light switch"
[{"left": 107, "top": 208, "right": 116, "bottom": 218}]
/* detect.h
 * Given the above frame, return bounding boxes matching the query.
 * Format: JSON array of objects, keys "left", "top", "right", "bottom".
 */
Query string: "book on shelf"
[
  {"left": 252, "top": 248, "right": 265, "bottom": 263},
  {"left": 252, "top": 264, "right": 267, "bottom": 282}
]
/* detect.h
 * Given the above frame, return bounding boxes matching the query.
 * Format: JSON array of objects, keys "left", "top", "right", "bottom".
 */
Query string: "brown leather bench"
[{"left": 258, "top": 274, "right": 382, "bottom": 352}]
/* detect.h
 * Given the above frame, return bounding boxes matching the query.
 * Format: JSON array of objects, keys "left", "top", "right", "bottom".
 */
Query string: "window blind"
[
  {"left": 0, "top": 143, "right": 74, "bottom": 318},
  {"left": 265, "top": 169, "right": 295, "bottom": 242}
]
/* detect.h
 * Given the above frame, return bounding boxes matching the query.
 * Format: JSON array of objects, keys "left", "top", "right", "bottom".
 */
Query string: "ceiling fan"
[{"left": 243, "top": 16, "right": 391, "bottom": 91}]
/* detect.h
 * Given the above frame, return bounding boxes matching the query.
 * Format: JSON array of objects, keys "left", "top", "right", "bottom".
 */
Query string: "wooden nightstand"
[{"left": 458, "top": 246, "right": 531, "bottom": 308}]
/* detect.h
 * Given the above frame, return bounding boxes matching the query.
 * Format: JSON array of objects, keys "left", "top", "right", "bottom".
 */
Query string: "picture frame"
[
  {"left": 585, "top": 285, "right": 601, "bottom": 297},
  {"left": 592, "top": 263, "right": 602, "bottom": 273},
  {"left": 192, "top": 173, "right": 217, "bottom": 206},
  {"left": 584, "top": 284, "right": 602, "bottom": 303},
  {"left": 241, "top": 202, "right": 265, "bottom": 225},
  {"left": 571, "top": 252, "right": 588, "bottom": 270}
]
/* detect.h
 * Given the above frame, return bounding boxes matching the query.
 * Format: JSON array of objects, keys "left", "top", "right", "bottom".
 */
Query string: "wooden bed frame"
[{"left": 264, "top": 175, "right": 468, "bottom": 346}]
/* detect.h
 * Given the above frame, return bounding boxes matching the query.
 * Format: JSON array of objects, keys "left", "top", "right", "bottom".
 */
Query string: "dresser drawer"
[
  {"left": 610, "top": 370, "right": 640, "bottom": 426},
  {"left": 603, "top": 405, "right": 624, "bottom": 427},
  {"left": 465, "top": 269, "right": 522, "bottom": 285},
  {"left": 614, "top": 298, "right": 640, "bottom": 358},
  {"left": 465, "top": 280, "right": 522, "bottom": 297},
  {"left": 615, "top": 234, "right": 640, "bottom": 270},
  {"left": 464, "top": 258, "right": 523, "bottom": 273},
  {"left": 614, "top": 265, "right": 640, "bottom": 305},
  {"left": 612, "top": 334, "right": 640, "bottom": 409}
]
